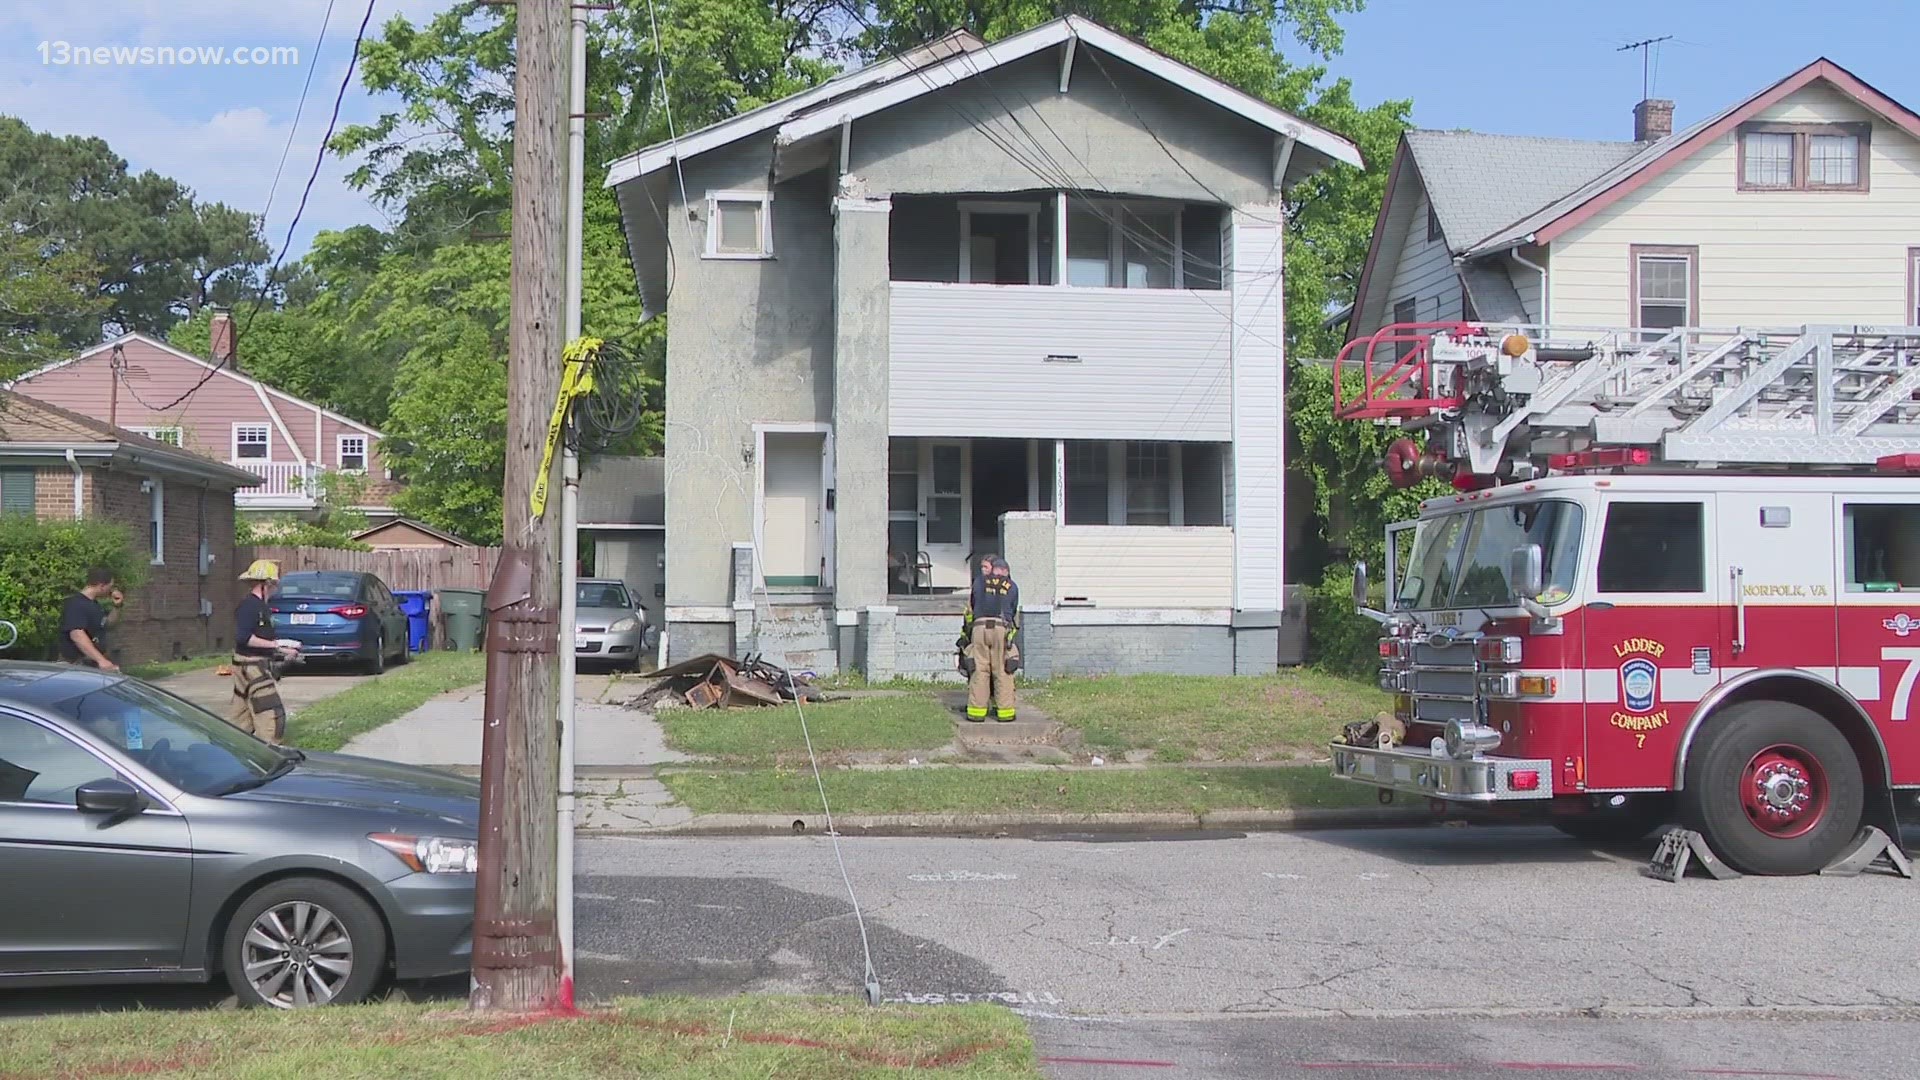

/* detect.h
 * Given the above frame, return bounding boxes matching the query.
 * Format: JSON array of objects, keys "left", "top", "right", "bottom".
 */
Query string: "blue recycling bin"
[{"left": 394, "top": 590, "right": 432, "bottom": 653}]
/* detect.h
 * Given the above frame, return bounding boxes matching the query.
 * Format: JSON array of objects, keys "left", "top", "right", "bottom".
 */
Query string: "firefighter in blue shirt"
[{"left": 956, "top": 554, "right": 1021, "bottom": 721}]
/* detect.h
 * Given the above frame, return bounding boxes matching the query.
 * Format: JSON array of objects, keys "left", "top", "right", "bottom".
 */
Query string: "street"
[{"left": 570, "top": 825, "right": 1920, "bottom": 1078}]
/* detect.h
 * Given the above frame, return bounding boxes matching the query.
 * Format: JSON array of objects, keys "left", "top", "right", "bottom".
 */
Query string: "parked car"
[
  {"left": 271, "top": 571, "right": 410, "bottom": 674},
  {"left": 574, "top": 579, "right": 652, "bottom": 670},
  {"left": 0, "top": 662, "right": 476, "bottom": 1007}
]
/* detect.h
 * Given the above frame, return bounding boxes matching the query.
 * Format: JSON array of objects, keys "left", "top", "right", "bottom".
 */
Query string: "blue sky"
[{"left": 3, "top": 1, "right": 1915, "bottom": 262}]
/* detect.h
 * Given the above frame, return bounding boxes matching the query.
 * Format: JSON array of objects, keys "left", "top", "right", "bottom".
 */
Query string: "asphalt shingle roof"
[
  {"left": 1404, "top": 130, "right": 1641, "bottom": 254},
  {"left": 579, "top": 455, "right": 665, "bottom": 526}
]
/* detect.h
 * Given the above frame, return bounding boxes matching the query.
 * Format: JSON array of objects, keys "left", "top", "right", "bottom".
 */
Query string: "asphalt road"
[{"left": 10, "top": 824, "right": 1920, "bottom": 1078}]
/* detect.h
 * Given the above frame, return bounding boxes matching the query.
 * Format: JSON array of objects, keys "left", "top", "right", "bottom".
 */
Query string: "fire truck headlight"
[
  {"left": 1444, "top": 720, "right": 1502, "bottom": 760},
  {"left": 1501, "top": 333, "right": 1530, "bottom": 358}
]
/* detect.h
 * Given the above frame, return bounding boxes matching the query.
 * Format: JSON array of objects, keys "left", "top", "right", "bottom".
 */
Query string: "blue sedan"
[{"left": 270, "top": 571, "right": 410, "bottom": 674}]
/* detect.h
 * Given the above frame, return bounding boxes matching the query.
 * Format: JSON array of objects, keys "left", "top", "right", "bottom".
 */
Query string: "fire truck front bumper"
[{"left": 1329, "top": 743, "right": 1555, "bottom": 802}]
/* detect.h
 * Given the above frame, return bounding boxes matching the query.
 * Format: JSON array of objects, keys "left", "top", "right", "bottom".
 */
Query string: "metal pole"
[{"left": 556, "top": 0, "right": 588, "bottom": 1009}]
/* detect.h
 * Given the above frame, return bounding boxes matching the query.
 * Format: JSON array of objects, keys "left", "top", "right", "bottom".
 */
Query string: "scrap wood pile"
[{"left": 631, "top": 652, "right": 826, "bottom": 711}]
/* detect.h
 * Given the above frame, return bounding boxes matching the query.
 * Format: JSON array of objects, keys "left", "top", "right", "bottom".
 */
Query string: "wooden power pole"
[{"left": 472, "top": 0, "right": 568, "bottom": 1012}]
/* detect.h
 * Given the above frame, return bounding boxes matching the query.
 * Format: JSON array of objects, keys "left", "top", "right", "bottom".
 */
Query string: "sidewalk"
[
  {"left": 159, "top": 665, "right": 374, "bottom": 717},
  {"left": 339, "top": 673, "right": 697, "bottom": 830}
]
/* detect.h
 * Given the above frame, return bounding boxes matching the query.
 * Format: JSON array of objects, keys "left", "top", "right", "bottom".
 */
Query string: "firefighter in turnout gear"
[{"left": 957, "top": 554, "right": 1021, "bottom": 722}]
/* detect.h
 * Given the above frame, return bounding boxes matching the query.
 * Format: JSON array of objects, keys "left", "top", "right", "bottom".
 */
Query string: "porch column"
[
  {"left": 1228, "top": 205, "right": 1285, "bottom": 675},
  {"left": 832, "top": 195, "right": 893, "bottom": 667}
]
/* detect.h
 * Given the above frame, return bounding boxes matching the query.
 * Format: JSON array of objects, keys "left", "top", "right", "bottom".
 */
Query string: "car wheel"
[
  {"left": 223, "top": 877, "right": 387, "bottom": 1008},
  {"left": 1681, "top": 700, "right": 1863, "bottom": 876},
  {"left": 392, "top": 625, "right": 411, "bottom": 665},
  {"left": 367, "top": 629, "right": 387, "bottom": 675}
]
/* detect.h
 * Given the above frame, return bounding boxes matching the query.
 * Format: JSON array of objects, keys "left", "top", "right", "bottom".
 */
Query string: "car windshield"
[
  {"left": 577, "top": 583, "right": 631, "bottom": 608},
  {"left": 42, "top": 679, "right": 288, "bottom": 797},
  {"left": 1396, "top": 500, "right": 1584, "bottom": 611},
  {"left": 280, "top": 573, "right": 361, "bottom": 599}
]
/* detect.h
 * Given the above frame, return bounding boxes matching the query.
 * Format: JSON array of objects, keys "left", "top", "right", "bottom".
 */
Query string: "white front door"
[
  {"left": 921, "top": 440, "right": 972, "bottom": 589},
  {"left": 761, "top": 432, "right": 825, "bottom": 586}
]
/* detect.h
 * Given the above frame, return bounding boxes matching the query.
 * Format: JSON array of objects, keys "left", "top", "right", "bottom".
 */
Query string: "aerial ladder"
[{"left": 1330, "top": 322, "right": 1920, "bottom": 487}]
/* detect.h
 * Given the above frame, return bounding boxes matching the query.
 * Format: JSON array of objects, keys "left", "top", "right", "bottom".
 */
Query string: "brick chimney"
[
  {"left": 209, "top": 307, "right": 235, "bottom": 370},
  {"left": 1633, "top": 98, "right": 1674, "bottom": 142}
]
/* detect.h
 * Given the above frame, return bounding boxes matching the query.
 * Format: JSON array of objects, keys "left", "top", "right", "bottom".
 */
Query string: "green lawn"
[
  {"left": 124, "top": 654, "right": 227, "bottom": 681},
  {"left": 1030, "top": 670, "right": 1389, "bottom": 763},
  {"left": 288, "top": 651, "right": 488, "bottom": 752},
  {"left": 660, "top": 694, "right": 956, "bottom": 764},
  {"left": 0, "top": 995, "right": 1037, "bottom": 1079},
  {"left": 661, "top": 763, "right": 1374, "bottom": 816}
]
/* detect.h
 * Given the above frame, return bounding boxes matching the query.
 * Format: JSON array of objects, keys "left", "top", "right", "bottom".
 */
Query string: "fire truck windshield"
[{"left": 1395, "top": 499, "right": 1584, "bottom": 611}]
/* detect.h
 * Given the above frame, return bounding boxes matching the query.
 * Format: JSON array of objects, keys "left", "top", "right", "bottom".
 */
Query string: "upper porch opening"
[{"left": 889, "top": 192, "right": 1226, "bottom": 290}]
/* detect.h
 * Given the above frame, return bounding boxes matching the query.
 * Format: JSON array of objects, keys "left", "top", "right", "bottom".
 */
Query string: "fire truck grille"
[{"left": 1409, "top": 641, "right": 1476, "bottom": 725}]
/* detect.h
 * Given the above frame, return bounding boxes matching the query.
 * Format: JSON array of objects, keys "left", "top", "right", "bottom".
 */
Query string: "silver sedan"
[{"left": 573, "top": 579, "right": 653, "bottom": 670}]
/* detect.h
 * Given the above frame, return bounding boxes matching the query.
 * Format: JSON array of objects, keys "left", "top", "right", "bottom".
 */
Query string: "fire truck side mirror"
[
  {"left": 1510, "top": 544, "right": 1544, "bottom": 600},
  {"left": 1352, "top": 562, "right": 1370, "bottom": 609}
]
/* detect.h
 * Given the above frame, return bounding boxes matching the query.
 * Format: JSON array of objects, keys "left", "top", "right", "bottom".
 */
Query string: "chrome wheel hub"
[
  {"left": 243, "top": 901, "right": 354, "bottom": 1008},
  {"left": 1754, "top": 763, "right": 1810, "bottom": 815}
]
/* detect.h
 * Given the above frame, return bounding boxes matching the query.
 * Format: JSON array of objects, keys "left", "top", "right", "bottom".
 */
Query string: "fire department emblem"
[
  {"left": 1620, "top": 658, "right": 1658, "bottom": 713},
  {"left": 1886, "top": 614, "right": 1919, "bottom": 637}
]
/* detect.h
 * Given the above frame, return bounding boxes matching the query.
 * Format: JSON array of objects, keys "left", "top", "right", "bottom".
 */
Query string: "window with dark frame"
[
  {"left": 1737, "top": 122, "right": 1869, "bottom": 192},
  {"left": 1392, "top": 297, "right": 1418, "bottom": 360},
  {"left": 1124, "top": 441, "right": 1172, "bottom": 526},
  {"left": 338, "top": 435, "right": 368, "bottom": 472},
  {"left": 1596, "top": 502, "right": 1705, "bottom": 593},
  {"left": 1064, "top": 440, "right": 1110, "bottom": 525},
  {"left": 1842, "top": 503, "right": 1920, "bottom": 592},
  {"left": 1426, "top": 203, "right": 1442, "bottom": 244}
]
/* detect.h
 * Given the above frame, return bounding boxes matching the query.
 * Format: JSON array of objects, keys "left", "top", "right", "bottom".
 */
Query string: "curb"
[{"left": 600, "top": 805, "right": 1448, "bottom": 838}]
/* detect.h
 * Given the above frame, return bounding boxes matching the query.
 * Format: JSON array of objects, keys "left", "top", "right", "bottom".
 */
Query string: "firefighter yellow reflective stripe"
[
  {"left": 966, "top": 706, "right": 989, "bottom": 718},
  {"left": 531, "top": 337, "right": 601, "bottom": 519}
]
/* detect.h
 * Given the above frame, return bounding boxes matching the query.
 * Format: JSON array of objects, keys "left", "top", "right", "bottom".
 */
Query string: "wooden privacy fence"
[{"left": 243, "top": 545, "right": 502, "bottom": 593}]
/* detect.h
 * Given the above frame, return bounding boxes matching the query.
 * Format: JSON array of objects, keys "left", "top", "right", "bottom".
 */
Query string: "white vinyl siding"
[
  {"left": 1055, "top": 526, "right": 1234, "bottom": 607},
  {"left": 1228, "top": 210, "right": 1285, "bottom": 612},
  {"left": 887, "top": 282, "right": 1231, "bottom": 440},
  {"left": 1385, "top": 189, "right": 1464, "bottom": 326},
  {"left": 1550, "top": 84, "right": 1920, "bottom": 328}
]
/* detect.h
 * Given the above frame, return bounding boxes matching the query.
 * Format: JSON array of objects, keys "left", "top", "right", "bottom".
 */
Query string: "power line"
[
  {"left": 262, "top": 0, "right": 339, "bottom": 230},
  {"left": 146, "top": 0, "right": 379, "bottom": 414}
]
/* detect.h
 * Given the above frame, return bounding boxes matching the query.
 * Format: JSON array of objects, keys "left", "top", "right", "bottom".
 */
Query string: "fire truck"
[{"left": 1326, "top": 321, "right": 1920, "bottom": 875}]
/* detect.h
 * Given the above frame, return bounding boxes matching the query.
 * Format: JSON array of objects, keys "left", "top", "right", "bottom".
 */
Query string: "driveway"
[{"left": 154, "top": 663, "right": 376, "bottom": 717}]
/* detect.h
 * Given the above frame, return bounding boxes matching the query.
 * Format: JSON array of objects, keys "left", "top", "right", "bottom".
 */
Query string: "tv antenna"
[{"left": 1617, "top": 36, "right": 1673, "bottom": 99}]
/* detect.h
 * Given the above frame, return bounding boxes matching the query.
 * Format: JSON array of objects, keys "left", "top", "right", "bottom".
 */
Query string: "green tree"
[
  {"left": 237, "top": 472, "right": 374, "bottom": 550},
  {"left": 0, "top": 232, "right": 109, "bottom": 378},
  {"left": 0, "top": 517, "right": 148, "bottom": 659},
  {"left": 0, "top": 116, "right": 270, "bottom": 344}
]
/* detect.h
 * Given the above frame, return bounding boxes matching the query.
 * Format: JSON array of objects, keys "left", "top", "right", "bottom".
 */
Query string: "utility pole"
[
  {"left": 472, "top": 0, "right": 567, "bottom": 1013},
  {"left": 1617, "top": 36, "right": 1672, "bottom": 100}
]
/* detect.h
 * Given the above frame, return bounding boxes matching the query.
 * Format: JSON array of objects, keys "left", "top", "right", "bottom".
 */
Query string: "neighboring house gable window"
[
  {"left": 1426, "top": 203, "right": 1442, "bottom": 244},
  {"left": 1737, "top": 122, "right": 1869, "bottom": 192},
  {"left": 1391, "top": 297, "right": 1418, "bottom": 360},
  {"left": 233, "top": 424, "right": 270, "bottom": 461},
  {"left": 147, "top": 478, "right": 165, "bottom": 565},
  {"left": 338, "top": 434, "right": 368, "bottom": 472},
  {"left": 705, "top": 191, "right": 772, "bottom": 258},
  {"left": 135, "top": 426, "right": 183, "bottom": 447},
  {"left": 1910, "top": 248, "right": 1920, "bottom": 324},
  {"left": 0, "top": 468, "right": 35, "bottom": 517},
  {"left": 1632, "top": 246, "right": 1698, "bottom": 331}
]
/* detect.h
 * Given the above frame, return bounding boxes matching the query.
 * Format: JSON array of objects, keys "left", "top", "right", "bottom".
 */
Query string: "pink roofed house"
[{"left": 5, "top": 310, "right": 398, "bottom": 520}]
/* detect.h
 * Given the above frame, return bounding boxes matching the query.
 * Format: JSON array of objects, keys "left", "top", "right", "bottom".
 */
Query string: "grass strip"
[
  {"left": 287, "top": 651, "right": 487, "bottom": 752},
  {"left": 660, "top": 763, "right": 1372, "bottom": 816},
  {"left": 0, "top": 994, "right": 1038, "bottom": 1079},
  {"left": 1031, "top": 671, "right": 1388, "bottom": 763},
  {"left": 123, "top": 654, "right": 227, "bottom": 681},
  {"left": 660, "top": 694, "right": 956, "bottom": 763}
]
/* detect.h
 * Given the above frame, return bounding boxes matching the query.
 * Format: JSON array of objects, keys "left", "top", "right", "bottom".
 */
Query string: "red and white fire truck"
[{"left": 1327, "top": 321, "right": 1920, "bottom": 875}]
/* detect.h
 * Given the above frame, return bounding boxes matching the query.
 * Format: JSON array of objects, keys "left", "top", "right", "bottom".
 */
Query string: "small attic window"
[
  {"left": 706, "top": 190, "right": 773, "bottom": 259},
  {"left": 1426, "top": 204, "right": 1442, "bottom": 244}
]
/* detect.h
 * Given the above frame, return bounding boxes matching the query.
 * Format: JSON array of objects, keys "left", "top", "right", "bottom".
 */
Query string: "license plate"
[
  {"left": 290, "top": 614, "right": 318, "bottom": 625},
  {"left": 574, "top": 635, "right": 589, "bottom": 649}
]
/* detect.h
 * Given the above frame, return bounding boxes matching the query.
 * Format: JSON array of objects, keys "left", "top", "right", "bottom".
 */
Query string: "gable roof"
[
  {"left": 1465, "top": 57, "right": 1920, "bottom": 255},
  {"left": 0, "top": 391, "right": 261, "bottom": 488},
  {"left": 1404, "top": 130, "right": 1640, "bottom": 254},
  {"left": 352, "top": 518, "right": 473, "bottom": 546},
  {"left": 579, "top": 455, "right": 665, "bottom": 526},
  {"left": 6, "top": 332, "right": 385, "bottom": 440},
  {"left": 604, "top": 16, "right": 1362, "bottom": 190}
]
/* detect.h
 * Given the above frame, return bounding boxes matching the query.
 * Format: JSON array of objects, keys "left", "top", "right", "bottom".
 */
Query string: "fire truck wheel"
[
  {"left": 1551, "top": 798, "right": 1673, "bottom": 844},
  {"left": 1682, "top": 700, "right": 1863, "bottom": 876}
]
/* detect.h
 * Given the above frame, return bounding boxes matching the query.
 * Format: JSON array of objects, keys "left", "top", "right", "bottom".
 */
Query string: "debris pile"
[{"left": 631, "top": 653, "right": 825, "bottom": 710}]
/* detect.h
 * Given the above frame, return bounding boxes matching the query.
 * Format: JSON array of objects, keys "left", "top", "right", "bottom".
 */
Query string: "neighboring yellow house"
[{"left": 1347, "top": 57, "right": 1920, "bottom": 339}]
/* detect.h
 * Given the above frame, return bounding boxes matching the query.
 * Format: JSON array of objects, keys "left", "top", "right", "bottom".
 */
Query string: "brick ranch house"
[
  {"left": 6, "top": 309, "right": 400, "bottom": 523},
  {"left": 0, "top": 392, "right": 257, "bottom": 665}
]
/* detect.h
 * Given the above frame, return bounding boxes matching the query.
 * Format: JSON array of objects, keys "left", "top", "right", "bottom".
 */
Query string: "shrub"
[
  {"left": 1306, "top": 562, "right": 1385, "bottom": 681},
  {"left": 0, "top": 516, "right": 148, "bottom": 658}
]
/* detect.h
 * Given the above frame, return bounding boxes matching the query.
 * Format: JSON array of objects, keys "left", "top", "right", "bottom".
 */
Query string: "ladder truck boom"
[{"left": 1332, "top": 322, "right": 1920, "bottom": 486}]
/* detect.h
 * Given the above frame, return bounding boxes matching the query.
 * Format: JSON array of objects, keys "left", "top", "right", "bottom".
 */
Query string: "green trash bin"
[{"left": 438, "top": 588, "right": 487, "bottom": 652}]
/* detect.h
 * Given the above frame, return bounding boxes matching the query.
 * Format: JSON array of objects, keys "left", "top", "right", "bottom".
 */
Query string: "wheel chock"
[
  {"left": 1819, "top": 826, "right": 1914, "bottom": 879},
  {"left": 1644, "top": 827, "right": 1741, "bottom": 882}
]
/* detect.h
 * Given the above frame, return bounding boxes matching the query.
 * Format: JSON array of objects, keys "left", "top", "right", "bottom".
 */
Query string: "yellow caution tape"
[{"left": 531, "top": 336, "right": 602, "bottom": 519}]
